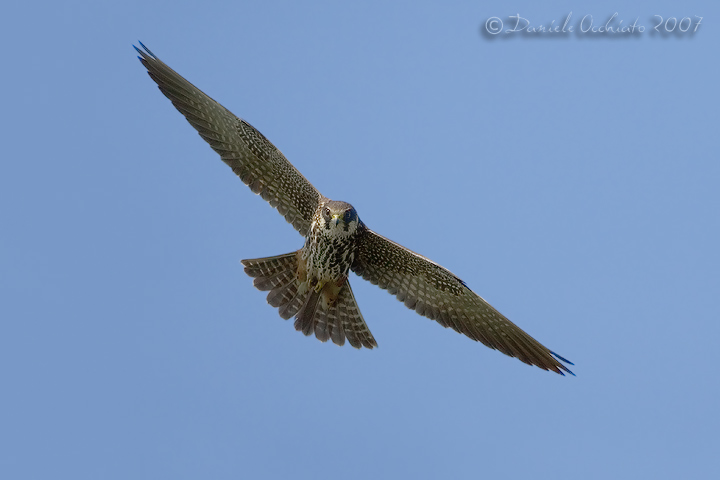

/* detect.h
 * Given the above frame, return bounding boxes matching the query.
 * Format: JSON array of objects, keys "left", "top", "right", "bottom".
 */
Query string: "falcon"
[{"left": 135, "top": 42, "right": 574, "bottom": 375}]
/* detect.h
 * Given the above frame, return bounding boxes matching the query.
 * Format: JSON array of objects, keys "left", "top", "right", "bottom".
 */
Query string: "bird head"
[{"left": 320, "top": 200, "right": 360, "bottom": 235}]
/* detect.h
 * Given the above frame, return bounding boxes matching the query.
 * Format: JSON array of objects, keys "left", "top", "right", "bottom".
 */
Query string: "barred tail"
[
  {"left": 241, "top": 252, "right": 308, "bottom": 320},
  {"left": 241, "top": 252, "right": 377, "bottom": 349}
]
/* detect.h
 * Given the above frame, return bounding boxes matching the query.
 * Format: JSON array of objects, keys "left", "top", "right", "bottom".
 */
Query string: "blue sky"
[{"left": 2, "top": 1, "right": 718, "bottom": 478}]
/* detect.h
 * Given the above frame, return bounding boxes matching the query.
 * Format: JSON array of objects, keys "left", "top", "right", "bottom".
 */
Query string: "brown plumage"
[{"left": 135, "top": 42, "right": 574, "bottom": 375}]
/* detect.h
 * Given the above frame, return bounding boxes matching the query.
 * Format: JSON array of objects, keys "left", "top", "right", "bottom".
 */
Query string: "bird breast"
[{"left": 303, "top": 224, "right": 357, "bottom": 288}]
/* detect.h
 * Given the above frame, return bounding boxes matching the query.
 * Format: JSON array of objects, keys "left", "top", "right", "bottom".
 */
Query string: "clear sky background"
[{"left": 1, "top": 1, "right": 718, "bottom": 479}]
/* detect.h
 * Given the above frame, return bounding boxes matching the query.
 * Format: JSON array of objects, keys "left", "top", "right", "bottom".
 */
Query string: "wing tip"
[
  {"left": 550, "top": 350, "right": 575, "bottom": 376},
  {"left": 134, "top": 41, "right": 154, "bottom": 56}
]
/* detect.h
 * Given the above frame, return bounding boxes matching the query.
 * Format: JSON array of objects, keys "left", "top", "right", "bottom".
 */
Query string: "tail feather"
[
  {"left": 242, "top": 252, "right": 298, "bottom": 291},
  {"left": 312, "top": 302, "right": 341, "bottom": 345},
  {"left": 329, "top": 310, "right": 346, "bottom": 347},
  {"left": 313, "top": 287, "right": 346, "bottom": 347},
  {"left": 241, "top": 252, "right": 377, "bottom": 349},
  {"left": 338, "top": 301, "right": 358, "bottom": 347},
  {"left": 337, "top": 283, "right": 377, "bottom": 349},
  {"left": 295, "top": 289, "right": 321, "bottom": 337},
  {"left": 254, "top": 270, "right": 294, "bottom": 292},
  {"left": 266, "top": 280, "right": 296, "bottom": 308},
  {"left": 278, "top": 283, "right": 307, "bottom": 319},
  {"left": 310, "top": 281, "right": 377, "bottom": 349}
]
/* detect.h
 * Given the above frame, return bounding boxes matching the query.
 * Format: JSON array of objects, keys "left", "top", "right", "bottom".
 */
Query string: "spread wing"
[
  {"left": 352, "top": 228, "right": 574, "bottom": 375},
  {"left": 135, "top": 42, "right": 321, "bottom": 235}
]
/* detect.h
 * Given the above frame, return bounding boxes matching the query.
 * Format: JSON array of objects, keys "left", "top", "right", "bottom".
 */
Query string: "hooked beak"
[{"left": 331, "top": 214, "right": 341, "bottom": 226}]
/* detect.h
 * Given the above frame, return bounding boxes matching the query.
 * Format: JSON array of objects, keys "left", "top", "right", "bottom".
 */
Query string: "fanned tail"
[
  {"left": 241, "top": 252, "right": 304, "bottom": 316},
  {"left": 309, "top": 280, "right": 377, "bottom": 349},
  {"left": 241, "top": 253, "right": 377, "bottom": 349}
]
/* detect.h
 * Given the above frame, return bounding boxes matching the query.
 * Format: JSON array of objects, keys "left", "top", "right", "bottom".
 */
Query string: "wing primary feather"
[
  {"left": 134, "top": 42, "right": 321, "bottom": 235},
  {"left": 353, "top": 227, "right": 574, "bottom": 375}
]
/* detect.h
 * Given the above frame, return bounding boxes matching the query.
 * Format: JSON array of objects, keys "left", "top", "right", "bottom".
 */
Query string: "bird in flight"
[{"left": 135, "top": 42, "right": 574, "bottom": 375}]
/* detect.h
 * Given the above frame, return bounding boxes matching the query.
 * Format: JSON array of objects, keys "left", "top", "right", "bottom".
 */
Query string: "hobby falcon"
[{"left": 135, "top": 42, "right": 574, "bottom": 375}]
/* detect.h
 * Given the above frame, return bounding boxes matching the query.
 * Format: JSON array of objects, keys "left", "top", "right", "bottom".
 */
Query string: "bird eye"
[
  {"left": 324, "top": 207, "right": 331, "bottom": 218},
  {"left": 344, "top": 210, "right": 353, "bottom": 222}
]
